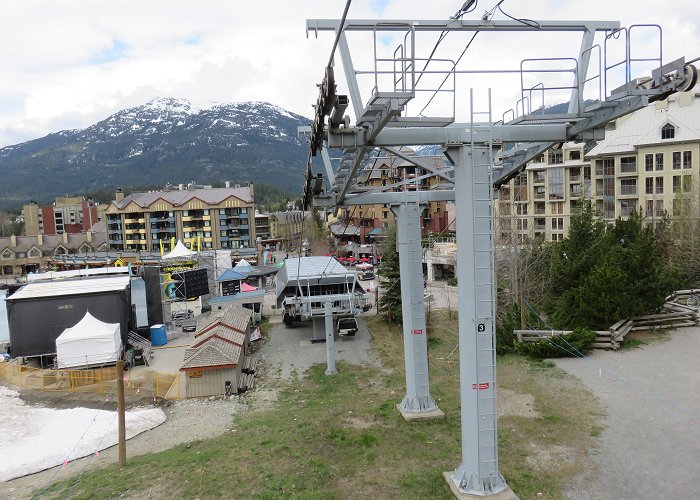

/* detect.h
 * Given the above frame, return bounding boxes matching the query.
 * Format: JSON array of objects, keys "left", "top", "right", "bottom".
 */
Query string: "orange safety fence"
[{"left": 0, "top": 361, "right": 183, "bottom": 400}]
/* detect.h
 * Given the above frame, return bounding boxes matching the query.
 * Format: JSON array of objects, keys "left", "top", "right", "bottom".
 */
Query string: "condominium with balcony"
[
  {"left": 496, "top": 88, "right": 700, "bottom": 243},
  {"left": 105, "top": 182, "right": 255, "bottom": 252},
  {"left": 331, "top": 147, "right": 453, "bottom": 244}
]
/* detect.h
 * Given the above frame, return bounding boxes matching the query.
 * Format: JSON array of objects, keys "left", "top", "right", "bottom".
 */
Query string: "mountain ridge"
[{"left": 0, "top": 98, "right": 312, "bottom": 209}]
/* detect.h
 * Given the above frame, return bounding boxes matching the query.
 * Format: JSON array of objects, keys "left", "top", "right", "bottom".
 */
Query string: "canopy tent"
[
  {"left": 55, "top": 311, "right": 122, "bottom": 369},
  {"left": 241, "top": 283, "right": 257, "bottom": 292},
  {"left": 162, "top": 240, "right": 195, "bottom": 260},
  {"left": 233, "top": 258, "right": 256, "bottom": 274}
]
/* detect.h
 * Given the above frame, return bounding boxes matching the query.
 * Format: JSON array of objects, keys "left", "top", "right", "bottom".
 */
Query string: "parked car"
[
  {"left": 358, "top": 270, "right": 375, "bottom": 281},
  {"left": 337, "top": 316, "right": 358, "bottom": 336}
]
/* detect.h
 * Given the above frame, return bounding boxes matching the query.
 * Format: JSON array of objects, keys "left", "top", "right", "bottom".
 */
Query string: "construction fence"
[{"left": 0, "top": 361, "right": 184, "bottom": 400}]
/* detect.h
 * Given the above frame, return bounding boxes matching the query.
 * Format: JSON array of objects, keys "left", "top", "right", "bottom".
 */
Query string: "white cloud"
[{"left": 0, "top": 0, "right": 698, "bottom": 146}]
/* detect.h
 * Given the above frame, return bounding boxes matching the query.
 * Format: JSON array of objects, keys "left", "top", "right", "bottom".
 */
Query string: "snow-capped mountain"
[{"left": 0, "top": 98, "right": 312, "bottom": 208}]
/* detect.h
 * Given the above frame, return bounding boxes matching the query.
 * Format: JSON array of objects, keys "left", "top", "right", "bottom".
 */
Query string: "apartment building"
[
  {"left": 23, "top": 197, "right": 103, "bottom": 236},
  {"left": 105, "top": 182, "right": 255, "bottom": 252},
  {"left": 332, "top": 147, "right": 452, "bottom": 244},
  {"left": 496, "top": 89, "right": 700, "bottom": 242},
  {"left": 254, "top": 210, "right": 304, "bottom": 250}
]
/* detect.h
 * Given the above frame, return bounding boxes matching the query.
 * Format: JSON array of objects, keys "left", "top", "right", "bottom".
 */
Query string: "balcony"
[{"left": 151, "top": 216, "right": 175, "bottom": 223}]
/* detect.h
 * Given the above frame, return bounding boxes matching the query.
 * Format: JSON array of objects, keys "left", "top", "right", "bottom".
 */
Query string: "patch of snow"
[{"left": 0, "top": 385, "right": 165, "bottom": 482}]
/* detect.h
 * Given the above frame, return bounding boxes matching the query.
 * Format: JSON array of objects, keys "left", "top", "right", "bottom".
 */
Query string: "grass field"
[{"left": 41, "top": 311, "right": 603, "bottom": 499}]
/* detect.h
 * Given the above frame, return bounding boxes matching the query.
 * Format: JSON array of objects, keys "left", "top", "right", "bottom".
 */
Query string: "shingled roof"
[
  {"left": 197, "top": 305, "right": 253, "bottom": 337},
  {"left": 193, "top": 325, "right": 245, "bottom": 348},
  {"left": 113, "top": 185, "right": 254, "bottom": 210},
  {"left": 180, "top": 340, "right": 242, "bottom": 370}
]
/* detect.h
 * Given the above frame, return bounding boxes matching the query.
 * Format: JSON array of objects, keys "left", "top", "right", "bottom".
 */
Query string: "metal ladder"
[{"left": 469, "top": 89, "right": 500, "bottom": 489}]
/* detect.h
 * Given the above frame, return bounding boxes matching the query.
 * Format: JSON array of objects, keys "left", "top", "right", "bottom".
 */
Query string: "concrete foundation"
[
  {"left": 396, "top": 404, "right": 445, "bottom": 422},
  {"left": 442, "top": 472, "right": 519, "bottom": 499}
]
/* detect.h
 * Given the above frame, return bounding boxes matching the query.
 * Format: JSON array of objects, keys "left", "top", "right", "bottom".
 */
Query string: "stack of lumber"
[
  {"left": 237, "top": 372, "right": 256, "bottom": 393},
  {"left": 241, "top": 355, "right": 258, "bottom": 375}
]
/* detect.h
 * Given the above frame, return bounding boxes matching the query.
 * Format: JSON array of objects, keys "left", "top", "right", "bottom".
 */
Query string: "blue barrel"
[{"left": 150, "top": 324, "right": 167, "bottom": 347}]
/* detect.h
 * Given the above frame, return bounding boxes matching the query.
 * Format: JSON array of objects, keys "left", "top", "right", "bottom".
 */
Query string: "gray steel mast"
[{"left": 303, "top": 12, "right": 697, "bottom": 498}]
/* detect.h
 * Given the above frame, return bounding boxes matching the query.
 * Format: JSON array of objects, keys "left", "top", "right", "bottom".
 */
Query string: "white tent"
[
  {"left": 162, "top": 240, "right": 195, "bottom": 260},
  {"left": 234, "top": 258, "right": 251, "bottom": 268},
  {"left": 55, "top": 311, "right": 122, "bottom": 369}
]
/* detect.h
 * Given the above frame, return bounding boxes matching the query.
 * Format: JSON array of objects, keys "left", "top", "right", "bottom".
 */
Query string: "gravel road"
[
  {"left": 260, "top": 315, "right": 381, "bottom": 382},
  {"left": 554, "top": 327, "right": 700, "bottom": 500}
]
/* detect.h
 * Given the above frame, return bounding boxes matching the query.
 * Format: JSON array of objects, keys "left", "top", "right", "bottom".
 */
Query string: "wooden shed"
[{"left": 180, "top": 305, "right": 253, "bottom": 398}]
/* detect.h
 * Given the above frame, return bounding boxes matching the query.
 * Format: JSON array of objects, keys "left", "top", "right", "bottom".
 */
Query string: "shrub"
[
  {"left": 447, "top": 276, "right": 458, "bottom": 287},
  {"left": 514, "top": 328, "right": 596, "bottom": 358}
]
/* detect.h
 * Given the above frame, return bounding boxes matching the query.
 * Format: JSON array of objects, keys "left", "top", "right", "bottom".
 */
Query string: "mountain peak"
[
  {"left": 143, "top": 97, "right": 200, "bottom": 114},
  {"left": 0, "top": 98, "right": 313, "bottom": 209}
]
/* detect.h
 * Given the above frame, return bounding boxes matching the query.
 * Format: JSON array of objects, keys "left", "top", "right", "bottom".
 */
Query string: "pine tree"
[
  {"left": 548, "top": 206, "right": 675, "bottom": 330},
  {"left": 378, "top": 224, "right": 402, "bottom": 323}
]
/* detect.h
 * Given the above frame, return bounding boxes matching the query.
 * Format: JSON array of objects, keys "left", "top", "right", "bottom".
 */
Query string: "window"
[
  {"left": 604, "top": 178, "right": 615, "bottom": 197},
  {"left": 646, "top": 177, "right": 654, "bottom": 194},
  {"left": 655, "top": 153, "right": 664, "bottom": 171},
  {"left": 203, "top": 209, "right": 209, "bottom": 215},
  {"left": 548, "top": 150, "right": 563, "bottom": 164},
  {"left": 673, "top": 176, "right": 682, "bottom": 193},
  {"left": 646, "top": 200, "right": 654, "bottom": 217},
  {"left": 673, "top": 152, "right": 682, "bottom": 170},
  {"left": 645, "top": 154, "right": 654, "bottom": 172},
  {"left": 655, "top": 176, "right": 664, "bottom": 194},
  {"left": 552, "top": 202, "right": 564, "bottom": 214},
  {"left": 655, "top": 200, "right": 664, "bottom": 217},
  {"left": 603, "top": 158, "right": 615, "bottom": 176},
  {"left": 661, "top": 123, "right": 675, "bottom": 139},
  {"left": 620, "top": 200, "right": 637, "bottom": 217},
  {"left": 533, "top": 170, "right": 545, "bottom": 183},
  {"left": 620, "top": 157, "right": 637, "bottom": 173},
  {"left": 382, "top": 211, "right": 389, "bottom": 219},
  {"left": 683, "top": 151, "right": 692, "bottom": 168},
  {"left": 516, "top": 204, "right": 528, "bottom": 215},
  {"left": 517, "top": 219, "right": 528, "bottom": 230},
  {"left": 1, "top": 249, "right": 13, "bottom": 259},
  {"left": 535, "top": 186, "right": 546, "bottom": 199},
  {"left": 551, "top": 218, "right": 564, "bottom": 230},
  {"left": 683, "top": 175, "right": 693, "bottom": 192},
  {"left": 548, "top": 168, "right": 564, "bottom": 200},
  {"left": 569, "top": 150, "right": 581, "bottom": 161},
  {"left": 604, "top": 200, "right": 615, "bottom": 219},
  {"left": 620, "top": 179, "right": 637, "bottom": 195}
]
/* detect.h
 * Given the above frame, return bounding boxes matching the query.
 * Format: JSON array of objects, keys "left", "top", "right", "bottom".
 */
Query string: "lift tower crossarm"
[{"left": 307, "top": 19, "right": 620, "bottom": 33}]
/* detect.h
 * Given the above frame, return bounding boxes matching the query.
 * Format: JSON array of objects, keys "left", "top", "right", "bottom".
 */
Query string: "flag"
[{"left": 159, "top": 239, "right": 164, "bottom": 256}]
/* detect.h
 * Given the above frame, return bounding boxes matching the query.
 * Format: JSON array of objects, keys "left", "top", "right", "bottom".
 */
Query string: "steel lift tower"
[{"left": 303, "top": 8, "right": 697, "bottom": 498}]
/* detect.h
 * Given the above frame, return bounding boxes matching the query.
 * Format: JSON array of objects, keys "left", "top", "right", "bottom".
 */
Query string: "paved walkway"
[{"left": 554, "top": 327, "right": 700, "bottom": 500}]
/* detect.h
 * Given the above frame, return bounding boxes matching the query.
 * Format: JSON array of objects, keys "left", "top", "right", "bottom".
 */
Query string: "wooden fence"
[
  {"left": 0, "top": 360, "right": 182, "bottom": 400},
  {"left": 515, "top": 298, "right": 699, "bottom": 351}
]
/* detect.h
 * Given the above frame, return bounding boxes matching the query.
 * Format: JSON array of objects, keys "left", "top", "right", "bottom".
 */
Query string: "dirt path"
[{"left": 555, "top": 327, "right": 700, "bottom": 500}]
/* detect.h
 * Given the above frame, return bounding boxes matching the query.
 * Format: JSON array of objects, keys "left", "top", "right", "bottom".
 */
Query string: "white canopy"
[
  {"left": 234, "top": 258, "right": 251, "bottom": 268},
  {"left": 162, "top": 240, "right": 195, "bottom": 260},
  {"left": 55, "top": 311, "right": 122, "bottom": 369}
]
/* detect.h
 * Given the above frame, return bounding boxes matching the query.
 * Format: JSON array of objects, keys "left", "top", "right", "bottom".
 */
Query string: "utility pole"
[{"left": 116, "top": 359, "right": 126, "bottom": 467}]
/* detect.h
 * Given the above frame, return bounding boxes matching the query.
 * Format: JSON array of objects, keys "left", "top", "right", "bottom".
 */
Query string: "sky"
[{"left": 0, "top": 0, "right": 698, "bottom": 148}]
